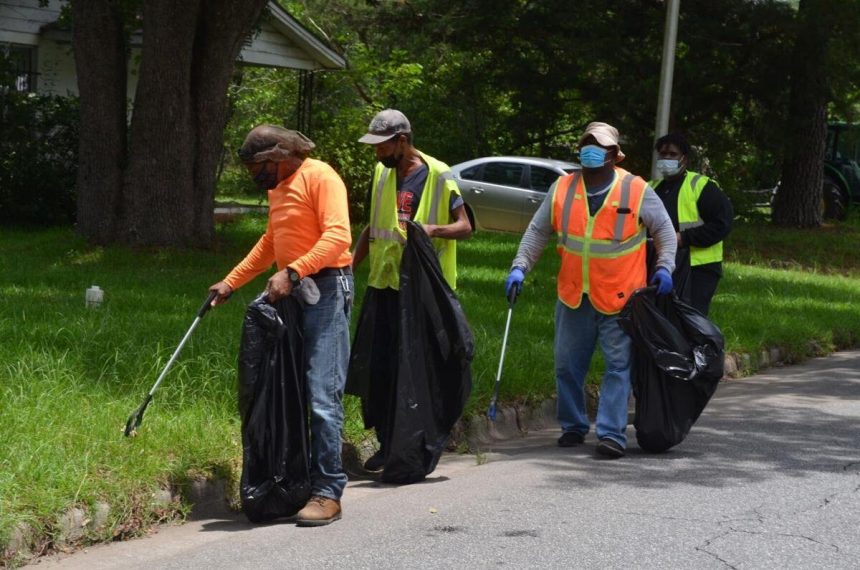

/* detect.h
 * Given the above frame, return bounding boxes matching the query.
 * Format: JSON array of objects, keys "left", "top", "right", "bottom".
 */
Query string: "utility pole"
[{"left": 652, "top": 0, "right": 681, "bottom": 180}]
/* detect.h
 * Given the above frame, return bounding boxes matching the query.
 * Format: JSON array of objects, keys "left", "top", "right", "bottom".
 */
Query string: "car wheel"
[
  {"left": 822, "top": 175, "right": 848, "bottom": 220},
  {"left": 464, "top": 203, "right": 477, "bottom": 233}
]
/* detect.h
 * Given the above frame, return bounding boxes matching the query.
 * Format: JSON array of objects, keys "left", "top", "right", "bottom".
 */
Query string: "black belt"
[{"left": 309, "top": 266, "right": 352, "bottom": 279}]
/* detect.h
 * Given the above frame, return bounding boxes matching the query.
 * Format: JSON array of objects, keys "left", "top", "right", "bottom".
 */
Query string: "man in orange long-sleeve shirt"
[{"left": 209, "top": 125, "right": 353, "bottom": 526}]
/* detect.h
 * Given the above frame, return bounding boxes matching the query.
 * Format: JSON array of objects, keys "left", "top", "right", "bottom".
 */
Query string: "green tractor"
[{"left": 822, "top": 122, "right": 860, "bottom": 219}]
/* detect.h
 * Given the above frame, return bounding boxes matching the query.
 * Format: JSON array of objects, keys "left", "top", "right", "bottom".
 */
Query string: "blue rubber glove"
[
  {"left": 650, "top": 267, "right": 673, "bottom": 295},
  {"left": 505, "top": 267, "right": 525, "bottom": 298}
]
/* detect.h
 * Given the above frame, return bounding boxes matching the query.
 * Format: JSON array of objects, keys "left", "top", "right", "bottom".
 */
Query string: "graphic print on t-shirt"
[
  {"left": 396, "top": 190, "right": 415, "bottom": 227},
  {"left": 397, "top": 165, "right": 429, "bottom": 230},
  {"left": 393, "top": 163, "right": 465, "bottom": 230}
]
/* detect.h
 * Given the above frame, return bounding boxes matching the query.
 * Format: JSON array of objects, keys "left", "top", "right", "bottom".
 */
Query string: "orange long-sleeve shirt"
[{"left": 223, "top": 158, "right": 352, "bottom": 290}]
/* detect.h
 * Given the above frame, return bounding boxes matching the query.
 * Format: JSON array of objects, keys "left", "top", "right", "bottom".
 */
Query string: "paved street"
[{"left": 36, "top": 352, "right": 860, "bottom": 569}]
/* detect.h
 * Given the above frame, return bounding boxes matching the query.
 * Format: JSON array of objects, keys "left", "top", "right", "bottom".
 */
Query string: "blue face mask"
[
  {"left": 579, "top": 145, "right": 609, "bottom": 169},
  {"left": 656, "top": 158, "right": 683, "bottom": 177}
]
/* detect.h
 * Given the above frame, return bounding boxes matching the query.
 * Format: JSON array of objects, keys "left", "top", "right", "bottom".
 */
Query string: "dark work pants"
[{"left": 690, "top": 267, "right": 721, "bottom": 317}]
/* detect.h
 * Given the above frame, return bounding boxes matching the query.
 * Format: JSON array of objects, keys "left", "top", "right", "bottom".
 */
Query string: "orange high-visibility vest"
[{"left": 551, "top": 168, "right": 648, "bottom": 314}]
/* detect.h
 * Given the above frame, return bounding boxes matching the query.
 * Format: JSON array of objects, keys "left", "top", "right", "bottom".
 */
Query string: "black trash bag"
[
  {"left": 619, "top": 287, "right": 724, "bottom": 453},
  {"left": 237, "top": 296, "right": 311, "bottom": 522},
  {"left": 347, "top": 221, "right": 474, "bottom": 484}
]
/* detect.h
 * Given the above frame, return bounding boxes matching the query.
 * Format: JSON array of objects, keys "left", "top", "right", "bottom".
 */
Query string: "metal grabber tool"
[
  {"left": 487, "top": 286, "right": 519, "bottom": 421},
  {"left": 124, "top": 291, "right": 218, "bottom": 437}
]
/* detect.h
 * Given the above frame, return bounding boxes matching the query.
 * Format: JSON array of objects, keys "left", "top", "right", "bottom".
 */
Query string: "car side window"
[
  {"left": 529, "top": 166, "right": 561, "bottom": 192},
  {"left": 460, "top": 165, "right": 481, "bottom": 180},
  {"left": 483, "top": 162, "right": 525, "bottom": 188}
]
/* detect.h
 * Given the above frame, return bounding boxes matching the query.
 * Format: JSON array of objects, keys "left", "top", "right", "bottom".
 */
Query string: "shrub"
[{"left": 0, "top": 58, "right": 79, "bottom": 226}]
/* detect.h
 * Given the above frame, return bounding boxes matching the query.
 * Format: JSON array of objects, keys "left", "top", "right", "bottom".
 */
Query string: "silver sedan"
[{"left": 451, "top": 156, "right": 580, "bottom": 233}]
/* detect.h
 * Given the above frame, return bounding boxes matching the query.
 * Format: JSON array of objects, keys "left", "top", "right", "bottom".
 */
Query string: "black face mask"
[
  {"left": 380, "top": 153, "right": 401, "bottom": 169},
  {"left": 253, "top": 164, "right": 279, "bottom": 190}
]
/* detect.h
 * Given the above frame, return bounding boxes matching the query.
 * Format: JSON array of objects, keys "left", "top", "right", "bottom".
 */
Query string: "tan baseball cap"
[
  {"left": 358, "top": 109, "right": 412, "bottom": 144},
  {"left": 578, "top": 122, "right": 625, "bottom": 162}
]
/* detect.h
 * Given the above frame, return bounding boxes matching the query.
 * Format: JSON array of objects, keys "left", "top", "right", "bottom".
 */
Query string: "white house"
[{"left": 0, "top": 0, "right": 345, "bottom": 95}]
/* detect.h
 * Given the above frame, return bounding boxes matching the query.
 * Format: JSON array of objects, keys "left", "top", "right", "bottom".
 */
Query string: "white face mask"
[{"left": 656, "top": 158, "right": 683, "bottom": 177}]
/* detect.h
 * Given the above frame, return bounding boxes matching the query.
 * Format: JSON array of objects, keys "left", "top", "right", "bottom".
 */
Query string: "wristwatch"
[{"left": 286, "top": 267, "right": 301, "bottom": 287}]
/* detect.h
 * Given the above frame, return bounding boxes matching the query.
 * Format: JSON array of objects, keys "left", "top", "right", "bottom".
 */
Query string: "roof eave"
[{"left": 264, "top": 1, "right": 346, "bottom": 70}]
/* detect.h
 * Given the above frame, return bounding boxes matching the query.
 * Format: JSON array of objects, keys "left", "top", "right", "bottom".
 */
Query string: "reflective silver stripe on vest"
[
  {"left": 370, "top": 167, "right": 390, "bottom": 233},
  {"left": 679, "top": 220, "right": 704, "bottom": 230},
  {"left": 559, "top": 228, "right": 646, "bottom": 256},
  {"left": 678, "top": 173, "right": 706, "bottom": 230},
  {"left": 369, "top": 168, "right": 406, "bottom": 244},
  {"left": 613, "top": 174, "right": 634, "bottom": 242},
  {"left": 690, "top": 173, "right": 704, "bottom": 191},
  {"left": 428, "top": 171, "right": 453, "bottom": 225},
  {"left": 369, "top": 227, "right": 406, "bottom": 244},
  {"left": 557, "top": 173, "right": 580, "bottom": 249}
]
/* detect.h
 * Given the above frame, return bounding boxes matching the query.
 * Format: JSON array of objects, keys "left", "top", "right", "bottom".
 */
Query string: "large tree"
[
  {"left": 772, "top": 0, "right": 831, "bottom": 227},
  {"left": 773, "top": 0, "right": 860, "bottom": 227},
  {"left": 71, "top": 0, "right": 268, "bottom": 246}
]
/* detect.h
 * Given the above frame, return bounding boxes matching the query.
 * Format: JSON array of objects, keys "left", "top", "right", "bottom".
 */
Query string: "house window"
[{"left": 2, "top": 44, "right": 38, "bottom": 92}]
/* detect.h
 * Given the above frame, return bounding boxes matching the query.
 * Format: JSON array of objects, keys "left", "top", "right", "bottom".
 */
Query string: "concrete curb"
[{"left": 2, "top": 346, "right": 792, "bottom": 566}]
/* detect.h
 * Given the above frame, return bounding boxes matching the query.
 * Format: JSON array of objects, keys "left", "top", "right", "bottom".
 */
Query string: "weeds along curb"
[
  {"left": 0, "top": 345, "right": 795, "bottom": 567},
  {"left": 0, "top": 489, "right": 181, "bottom": 568},
  {"left": 452, "top": 347, "right": 793, "bottom": 454}
]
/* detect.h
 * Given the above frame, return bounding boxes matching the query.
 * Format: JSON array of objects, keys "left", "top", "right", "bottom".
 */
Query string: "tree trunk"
[
  {"left": 772, "top": 0, "right": 830, "bottom": 228},
  {"left": 122, "top": 0, "right": 202, "bottom": 246},
  {"left": 73, "top": 0, "right": 268, "bottom": 247},
  {"left": 189, "top": 0, "right": 269, "bottom": 247},
  {"left": 71, "top": 0, "right": 127, "bottom": 244}
]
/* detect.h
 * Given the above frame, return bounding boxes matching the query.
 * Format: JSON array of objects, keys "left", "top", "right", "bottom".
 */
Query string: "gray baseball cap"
[{"left": 358, "top": 109, "right": 412, "bottom": 144}]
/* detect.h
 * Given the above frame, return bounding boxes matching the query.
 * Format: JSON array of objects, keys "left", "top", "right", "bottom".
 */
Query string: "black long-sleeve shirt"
[{"left": 653, "top": 174, "right": 733, "bottom": 276}]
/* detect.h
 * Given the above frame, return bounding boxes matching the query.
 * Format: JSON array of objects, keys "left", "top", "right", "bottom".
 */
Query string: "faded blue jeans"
[
  {"left": 554, "top": 295, "right": 632, "bottom": 447},
  {"left": 302, "top": 271, "right": 353, "bottom": 500}
]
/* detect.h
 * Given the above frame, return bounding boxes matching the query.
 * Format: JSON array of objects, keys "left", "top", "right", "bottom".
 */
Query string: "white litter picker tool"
[{"left": 487, "top": 286, "right": 519, "bottom": 421}]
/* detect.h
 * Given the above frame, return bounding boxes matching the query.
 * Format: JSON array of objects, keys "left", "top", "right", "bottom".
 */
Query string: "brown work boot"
[{"left": 295, "top": 495, "right": 342, "bottom": 527}]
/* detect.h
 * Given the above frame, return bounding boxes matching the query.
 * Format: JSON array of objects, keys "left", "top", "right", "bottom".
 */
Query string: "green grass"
[
  {"left": 215, "top": 195, "right": 267, "bottom": 207},
  {"left": 2, "top": 212, "right": 860, "bottom": 559}
]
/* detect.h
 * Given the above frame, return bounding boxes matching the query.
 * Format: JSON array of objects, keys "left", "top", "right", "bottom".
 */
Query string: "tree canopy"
[{"left": 65, "top": 0, "right": 860, "bottom": 245}]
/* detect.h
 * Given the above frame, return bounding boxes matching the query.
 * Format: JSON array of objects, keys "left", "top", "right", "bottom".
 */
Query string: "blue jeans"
[
  {"left": 554, "top": 295, "right": 632, "bottom": 447},
  {"left": 302, "top": 272, "right": 353, "bottom": 500}
]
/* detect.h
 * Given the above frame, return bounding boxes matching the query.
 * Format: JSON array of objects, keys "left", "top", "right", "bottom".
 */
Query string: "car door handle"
[
  {"left": 472, "top": 188, "right": 484, "bottom": 195},
  {"left": 527, "top": 197, "right": 541, "bottom": 203}
]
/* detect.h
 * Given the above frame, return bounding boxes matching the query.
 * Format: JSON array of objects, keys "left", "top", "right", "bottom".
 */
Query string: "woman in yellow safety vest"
[{"left": 649, "top": 133, "right": 733, "bottom": 317}]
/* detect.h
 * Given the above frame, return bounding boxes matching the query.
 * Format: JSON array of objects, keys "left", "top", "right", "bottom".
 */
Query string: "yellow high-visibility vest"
[
  {"left": 651, "top": 171, "right": 723, "bottom": 266},
  {"left": 367, "top": 151, "right": 460, "bottom": 289}
]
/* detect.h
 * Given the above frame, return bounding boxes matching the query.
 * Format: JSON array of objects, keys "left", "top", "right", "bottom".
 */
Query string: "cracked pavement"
[{"left": 38, "top": 351, "right": 860, "bottom": 569}]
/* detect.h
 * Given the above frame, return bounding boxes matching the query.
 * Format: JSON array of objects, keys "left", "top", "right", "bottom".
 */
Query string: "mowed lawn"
[{"left": 2, "top": 212, "right": 860, "bottom": 558}]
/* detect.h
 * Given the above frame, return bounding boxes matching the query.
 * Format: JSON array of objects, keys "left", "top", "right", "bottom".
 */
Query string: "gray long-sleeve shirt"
[{"left": 511, "top": 174, "right": 677, "bottom": 275}]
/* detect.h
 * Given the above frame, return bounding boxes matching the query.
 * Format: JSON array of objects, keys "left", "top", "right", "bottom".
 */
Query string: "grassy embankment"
[{"left": 1, "top": 212, "right": 859, "bottom": 560}]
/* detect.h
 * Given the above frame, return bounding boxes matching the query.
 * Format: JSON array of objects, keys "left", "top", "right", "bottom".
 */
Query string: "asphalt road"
[{"left": 36, "top": 351, "right": 860, "bottom": 569}]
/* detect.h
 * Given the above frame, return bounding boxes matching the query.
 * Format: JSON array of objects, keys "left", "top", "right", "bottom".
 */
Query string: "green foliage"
[
  {"left": 0, "top": 55, "right": 79, "bottom": 226},
  {"left": 250, "top": 0, "right": 806, "bottom": 217},
  {"left": 823, "top": 0, "right": 860, "bottom": 121},
  {"left": 222, "top": 66, "right": 299, "bottom": 200}
]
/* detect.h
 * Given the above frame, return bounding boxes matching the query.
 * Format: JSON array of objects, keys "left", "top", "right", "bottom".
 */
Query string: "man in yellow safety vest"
[{"left": 349, "top": 109, "right": 472, "bottom": 472}]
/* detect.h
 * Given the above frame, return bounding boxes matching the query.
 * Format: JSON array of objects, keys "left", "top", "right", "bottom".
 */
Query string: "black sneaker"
[
  {"left": 557, "top": 431, "right": 585, "bottom": 447},
  {"left": 595, "top": 438, "right": 625, "bottom": 458},
  {"left": 363, "top": 449, "right": 385, "bottom": 471}
]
